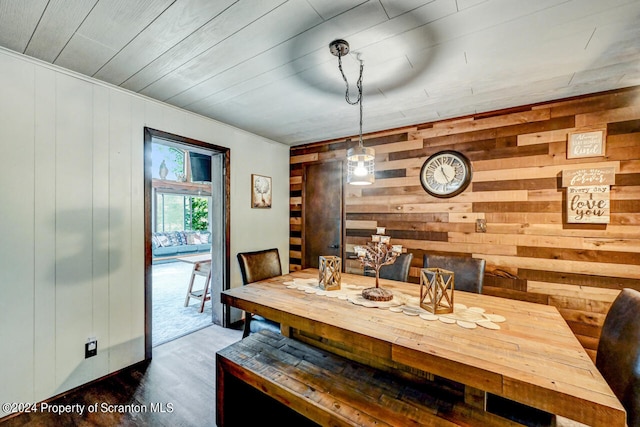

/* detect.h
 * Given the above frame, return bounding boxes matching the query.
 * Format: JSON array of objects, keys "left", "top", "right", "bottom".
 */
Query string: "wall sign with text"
[
  {"left": 562, "top": 167, "right": 614, "bottom": 224},
  {"left": 566, "top": 186, "right": 610, "bottom": 224},
  {"left": 567, "top": 128, "right": 606, "bottom": 159}
]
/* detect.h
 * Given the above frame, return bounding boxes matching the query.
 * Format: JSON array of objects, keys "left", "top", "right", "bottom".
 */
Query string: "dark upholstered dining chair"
[
  {"left": 596, "top": 288, "right": 640, "bottom": 427},
  {"left": 423, "top": 254, "right": 485, "bottom": 294},
  {"left": 365, "top": 253, "right": 414, "bottom": 282},
  {"left": 237, "top": 248, "right": 283, "bottom": 338}
]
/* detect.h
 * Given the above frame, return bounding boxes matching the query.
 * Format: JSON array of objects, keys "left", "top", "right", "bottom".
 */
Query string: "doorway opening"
[{"left": 144, "top": 128, "right": 231, "bottom": 357}]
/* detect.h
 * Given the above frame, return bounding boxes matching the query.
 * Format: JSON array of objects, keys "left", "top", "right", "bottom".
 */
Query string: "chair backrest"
[
  {"left": 596, "top": 288, "right": 640, "bottom": 427},
  {"left": 237, "top": 248, "right": 282, "bottom": 285},
  {"left": 378, "top": 253, "right": 414, "bottom": 282},
  {"left": 422, "top": 254, "right": 485, "bottom": 294}
]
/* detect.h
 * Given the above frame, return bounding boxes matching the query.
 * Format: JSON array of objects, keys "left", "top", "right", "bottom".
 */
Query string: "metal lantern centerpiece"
[
  {"left": 354, "top": 227, "right": 402, "bottom": 301},
  {"left": 319, "top": 256, "right": 342, "bottom": 291},
  {"left": 420, "top": 268, "right": 455, "bottom": 314}
]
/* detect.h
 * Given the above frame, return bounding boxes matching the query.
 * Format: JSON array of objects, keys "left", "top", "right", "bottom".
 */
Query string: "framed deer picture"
[{"left": 251, "top": 174, "right": 272, "bottom": 208}]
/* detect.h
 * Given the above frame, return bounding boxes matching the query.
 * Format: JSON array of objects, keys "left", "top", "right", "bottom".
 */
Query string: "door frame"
[
  {"left": 301, "top": 158, "right": 346, "bottom": 270},
  {"left": 143, "top": 127, "right": 231, "bottom": 359}
]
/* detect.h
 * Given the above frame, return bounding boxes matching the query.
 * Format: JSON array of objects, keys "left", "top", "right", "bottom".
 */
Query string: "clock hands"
[{"left": 439, "top": 166, "right": 452, "bottom": 183}]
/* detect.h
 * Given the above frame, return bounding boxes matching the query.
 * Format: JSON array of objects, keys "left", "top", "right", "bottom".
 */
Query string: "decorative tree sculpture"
[{"left": 354, "top": 228, "right": 402, "bottom": 301}]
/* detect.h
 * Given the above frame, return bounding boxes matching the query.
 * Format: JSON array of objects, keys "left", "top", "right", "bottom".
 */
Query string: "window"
[
  {"left": 152, "top": 141, "right": 212, "bottom": 232},
  {"left": 155, "top": 193, "right": 209, "bottom": 232}
]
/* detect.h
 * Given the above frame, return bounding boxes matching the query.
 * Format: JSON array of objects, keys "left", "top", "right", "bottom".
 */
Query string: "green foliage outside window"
[{"left": 188, "top": 197, "right": 209, "bottom": 231}]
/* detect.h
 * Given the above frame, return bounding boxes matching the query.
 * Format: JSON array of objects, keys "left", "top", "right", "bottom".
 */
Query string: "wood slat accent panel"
[{"left": 290, "top": 86, "right": 640, "bottom": 358}]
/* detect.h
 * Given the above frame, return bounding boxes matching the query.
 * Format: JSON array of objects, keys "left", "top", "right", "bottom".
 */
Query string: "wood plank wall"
[{"left": 289, "top": 86, "right": 640, "bottom": 361}]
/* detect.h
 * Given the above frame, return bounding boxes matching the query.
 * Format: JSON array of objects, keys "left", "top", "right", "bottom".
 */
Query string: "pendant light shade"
[
  {"left": 330, "top": 39, "right": 375, "bottom": 185},
  {"left": 347, "top": 145, "right": 375, "bottom": 185}
]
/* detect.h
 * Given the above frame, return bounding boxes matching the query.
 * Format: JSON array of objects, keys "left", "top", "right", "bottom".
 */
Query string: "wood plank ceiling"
[{"left": 0, "top": 0, "right": 638, "bottom": 145}]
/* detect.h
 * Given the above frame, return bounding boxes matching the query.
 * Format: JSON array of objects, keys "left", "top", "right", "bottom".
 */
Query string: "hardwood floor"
[{"left": 1, "top": 325, "right": 242, "bottom": 427}]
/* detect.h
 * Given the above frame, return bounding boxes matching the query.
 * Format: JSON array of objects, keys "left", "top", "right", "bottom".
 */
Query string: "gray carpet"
[{"left": 152, "top": 261, "right": 214, "bottom": 347}]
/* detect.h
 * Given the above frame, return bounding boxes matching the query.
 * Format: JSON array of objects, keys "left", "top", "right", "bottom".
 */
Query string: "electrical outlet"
[
  {"left": 476, "top": 219, "right": 487, "bottom": 233},
  {"left": 85, "top": 338, "right": 97, "bottom": 358}
]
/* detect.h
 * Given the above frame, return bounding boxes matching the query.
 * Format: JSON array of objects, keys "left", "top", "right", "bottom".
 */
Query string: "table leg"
[
  {"left": 465, "top": 386, "right": 487, "bottom": 411},
  {"left": 184, "top": 264, "right": 197, "bottom": 307},
  {"left": 198, "top": 270, "right": 212, "bottom": 313}
]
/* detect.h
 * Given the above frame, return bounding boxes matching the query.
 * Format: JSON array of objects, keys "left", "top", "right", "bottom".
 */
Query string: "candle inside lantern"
[
  {"left": 376, "top": 227, "right": 386, "bottom": 235},
  {"left": 371, "top": 234, "right": 381, "bottom": 242}
]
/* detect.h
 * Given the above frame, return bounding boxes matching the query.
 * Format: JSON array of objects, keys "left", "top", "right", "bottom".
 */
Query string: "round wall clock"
[{"left": 420, "top": 150, "right": 472, "bottom": 198}]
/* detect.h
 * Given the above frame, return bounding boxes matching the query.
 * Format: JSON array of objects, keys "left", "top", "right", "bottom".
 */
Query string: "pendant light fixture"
[{"left": 329, "top": 39, "right": 375, "bottom": 185}]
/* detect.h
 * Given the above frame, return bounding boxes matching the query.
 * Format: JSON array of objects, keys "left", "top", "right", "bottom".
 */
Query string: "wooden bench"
[{"left": 216, "top": 330, "right": 527, "bottom": 426}]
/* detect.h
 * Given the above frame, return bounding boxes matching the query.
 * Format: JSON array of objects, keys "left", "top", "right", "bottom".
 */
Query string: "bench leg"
[{"left": 216, "top": 354, "right": 227, "bottom": 426}]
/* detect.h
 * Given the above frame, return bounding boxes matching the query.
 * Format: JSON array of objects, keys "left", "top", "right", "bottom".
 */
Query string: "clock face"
[{"left": 420, "top": 151, "right": 472, "bottom": 198}]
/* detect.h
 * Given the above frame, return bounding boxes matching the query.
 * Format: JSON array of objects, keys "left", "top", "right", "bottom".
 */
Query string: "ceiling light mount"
[{"left": 329, "top": 39, "right": 350, "bottom": 57}]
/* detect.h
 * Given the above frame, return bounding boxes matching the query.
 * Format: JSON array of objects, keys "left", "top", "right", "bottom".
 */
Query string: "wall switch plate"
[
  {"left": 476, "top": 219, "right": 487, "bottom": 233},
  {"left": 85, "top": 338, "right": 97, "bottom": 358}
]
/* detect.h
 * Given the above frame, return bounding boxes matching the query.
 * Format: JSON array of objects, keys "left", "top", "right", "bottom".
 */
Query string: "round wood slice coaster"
[
  {"left": 404, "top": 296, "right": 421, "bottom": 306},
  {"left": 477, "top": 320, "right": 500, "bottom": 330},
  {"left": 484, "top": 314, "right": 506, "bottom": 323},
  {"left": 402, "top": 306, "right": 425, "bottom": 316},
  {"left": 361, "top": 287, "right": 394, "bottom": 302},
  {"left": 457, "top": 320, "right": 477, "bottom": 329},
  {"left": 453, "top": 309, "right": 485, "bottom": 322},
  {"left": 420, "top": 313, "right": 439, "bottom": 321}
]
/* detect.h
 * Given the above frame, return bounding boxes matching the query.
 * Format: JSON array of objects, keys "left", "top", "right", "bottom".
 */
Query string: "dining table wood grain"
[{"left": 221, "top": 268, "right": 626, "bottom": 426}]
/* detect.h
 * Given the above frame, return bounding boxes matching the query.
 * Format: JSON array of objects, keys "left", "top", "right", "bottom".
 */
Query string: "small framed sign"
[{"left": 567, "top": 128, "right": 606, "bottom": 159}]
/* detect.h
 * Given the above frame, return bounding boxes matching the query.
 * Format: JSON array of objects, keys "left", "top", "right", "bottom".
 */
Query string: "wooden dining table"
[{"left": 221, "top": 268, "right": 626, "bottom": 426}]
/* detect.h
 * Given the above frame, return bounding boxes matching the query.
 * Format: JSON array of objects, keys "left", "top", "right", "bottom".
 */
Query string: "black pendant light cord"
[{"left": 337, "top": 53, "right": 365, "bottom": 145}]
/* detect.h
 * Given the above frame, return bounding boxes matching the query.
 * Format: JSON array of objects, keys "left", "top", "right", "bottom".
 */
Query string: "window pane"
[
  {"left": 157, "top": 194, "right": 185, "bottom": 231},
  {"left": 152, "top": 142, "right": 185, "bottom": 181}
]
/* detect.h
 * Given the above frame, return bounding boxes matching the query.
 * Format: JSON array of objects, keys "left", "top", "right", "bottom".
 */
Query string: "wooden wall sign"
[
  {"left": 562, "top": 167, "right": 616, "bottom": 187},
  {"left": 562, "top": 167, "right": 614, "bottom": 224},
  {"left": 566, "top": 186, "right": 610, "bottom": 224},
  {"left": 567, "top": 128, "right": 606, "bottom": 159}
]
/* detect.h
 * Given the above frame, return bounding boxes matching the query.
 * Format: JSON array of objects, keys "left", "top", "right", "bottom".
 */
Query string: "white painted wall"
[{"left": 0, "top": 48, "right": 290, "bottom": 413}]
